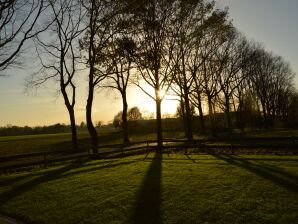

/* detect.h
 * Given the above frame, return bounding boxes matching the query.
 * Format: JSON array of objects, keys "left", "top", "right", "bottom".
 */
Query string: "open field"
[
  {"left": 1, "top": 153, "right": 298, "bottom": 224},
  {"left": 0, "top": 129, "right": 297, "bottom": 157},
  {"left": 0, "top": 131, "right": 185, "bottom": 157}
]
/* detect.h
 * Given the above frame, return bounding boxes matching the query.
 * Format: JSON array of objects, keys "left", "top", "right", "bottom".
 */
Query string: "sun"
[
  {"left": 128, "top": 84, "right": 179, "bottom": 118},
  {"left": 157, "top": 90, "right": 165, "bottom": 99}
]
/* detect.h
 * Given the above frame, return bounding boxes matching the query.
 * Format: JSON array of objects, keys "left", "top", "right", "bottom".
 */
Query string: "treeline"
[
  {"left": 0, "top": 123, "right": 89, "bottom": 137},
  {"left": 1, "top": 0, "right": 297, "bottom": 151},
  {"left": 0, "top": 124, "right": 71, "bottom": 136}
]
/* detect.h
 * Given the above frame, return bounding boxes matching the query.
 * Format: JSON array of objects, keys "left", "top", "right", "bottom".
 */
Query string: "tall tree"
[
  {"left": 173, "top": 0, "right": 228, "bottom": 137},
  {"left": 28, "top": 0, "right": 86, "bottom": 150},
  {"left": 80, "top": 0, "right": 120, "bottom": 152},
  {"left": 246, "top": 46, "right": 295, "bottom": 128},
  {"left": 130, "top": 0, "right": 178, "bottom": 149},
  {"left": 101, "top": 36, "right": 136, "bottom": 143},
  {"left": 198, "top": 13, "right": 230, "bottom": 136},
  {"left": 215, "top": 29, "right": 247, "bottom": 131}
]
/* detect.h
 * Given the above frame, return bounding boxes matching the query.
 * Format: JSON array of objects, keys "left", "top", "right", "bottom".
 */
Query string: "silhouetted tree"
[
  {"left": 80, "top": 0, "right": 120, "bottom": 152},
  {"left": 287, "top": 90, "right": 298, "bottom": 127},
  {"left": 130, "top": 0, "right": 178, "bottom": 149},
  {"left": 198, "top": 13, "right": 230, "bottom": 136},
  {"left": 113, "top": 107, "right": 142, "bottom": 129},
  {"left": 175, "top": 100, "right": 195, "bottom": 136},
  {"left": 172, "top": 0, "right": 229, "bottom": 137},
  {"left": 113, "top": 111, "right": 123, "bottom": 128},
  {"left": 245, "top": 45, "right": 295, "bottom": 128},
  {"left": 28, "top": 0, "right": 86, "bottom": 150},
  {"left": 215, "top": 29, "right": 248, "bottom": 132},
  {"left": 101, "top": 36, "right": 136, "bottom": 143},
  {"left": 0, "top": 0, "right": 48, "bottom": 74},
  {"left": 128, "top": 106, "right": 143, "bottom": 121}
]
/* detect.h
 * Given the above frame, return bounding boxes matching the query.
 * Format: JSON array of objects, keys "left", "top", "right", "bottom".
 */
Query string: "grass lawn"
[
  {"left": 0, "top": 131, "right": 184, "bottom": 156},
  {"left": 1, "top": 128, "right": 297, "bottom": 157},
  {"left": 0, "top": 153, "right": 297, "bottom": 224}
]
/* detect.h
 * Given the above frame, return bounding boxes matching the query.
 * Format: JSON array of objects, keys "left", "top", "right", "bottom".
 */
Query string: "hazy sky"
[{"left": 0, "top": 0, "right": 297, "bottom": 126}]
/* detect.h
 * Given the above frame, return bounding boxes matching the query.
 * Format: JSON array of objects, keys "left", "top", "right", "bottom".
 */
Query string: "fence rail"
[{"left": 0, "top": 136, "right": 297, "bottom": 171}]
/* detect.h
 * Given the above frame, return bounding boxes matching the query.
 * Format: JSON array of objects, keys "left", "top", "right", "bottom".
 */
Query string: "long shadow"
[
  {"left": 236, "top": 157, "right": 298, "bottom": 162},
  {"left": 213, "top": 155, "right": 298, "bottom": 193},
  {"left": 0, "top": 161, "right": 84, "bottom": 206},
  {"left": 185, "top": 154, "right": 198, "bottom": 163},
  {"left": 0, "top": 159, "right": 141, "bottom": 206},
  {"left": 130, "top": 152, "right": 162, "bottom": 224}
]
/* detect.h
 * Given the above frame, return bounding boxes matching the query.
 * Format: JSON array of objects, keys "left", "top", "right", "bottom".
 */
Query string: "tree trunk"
[
  {"left": 208, "top": 96, "right": 216, "bottom": 137},
  {"left": 197, "top": 92, "right": 206, "bottom": 134},
  {"left": 184, "top": 89, "right": 193, "bottom": 141},
  {"left": 86, "top": 86, "right": 98, "bottom": 153},
  {"left": 179, "top": 98, "right": 187, "bottom": 138},
  {"left": 156, "top": 98, "right": 163, "bottom": 151},
  {"left": 225, "top": 94, "right": 232, "bottom": 132},
  {"left": 86, "top": 6, "right": 98, "bottom": 154},
  {"left": 122, "top": 92, "right": 129, "bottom": 144},
  {"left": 61, "top": 83, "right": 78, "bottom": 151},
  {"left": 237, "top": 99, "right": 245, "bottom": 132},
  {"left": 181, "top": 49, "right": 193, "bottom": 141},
  {"left": 68, "top": 107, "right": 78, "bottom": 151},
  {"left": 261, "top": 101, "right": 269, "bottom": 129}
]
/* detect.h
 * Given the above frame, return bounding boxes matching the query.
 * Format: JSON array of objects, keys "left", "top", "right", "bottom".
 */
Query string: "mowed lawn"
[
  {"left": 0, "top": 131, "right": 183, "bottom": 156},
  {"left": 1, "top": 128, "right": 297, "bottom": 157},
  {"left": 0, "top": 153, "right": 298, "bottom": 224}
]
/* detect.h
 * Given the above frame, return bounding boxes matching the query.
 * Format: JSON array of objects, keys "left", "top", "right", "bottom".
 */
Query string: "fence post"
[
  {"left": 44, "top": 152, "right": 47, "bottom": 167},
  {"left": 292, "top": 136, "right": 296, "bottom": 155}
]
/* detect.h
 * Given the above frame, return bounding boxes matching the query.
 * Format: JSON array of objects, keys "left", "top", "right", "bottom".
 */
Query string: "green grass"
[
  {"left": 0, "top": 129, "right": 297, "bottom": 157},
  {"left": 0, "top": 131, "right": 183, "bottom": 156},
  {"left": 0, "top": 153, "right": 297, "bottom": 224},
  {"left": 246, "top": 129, "right": 298, "bottom": 138}
]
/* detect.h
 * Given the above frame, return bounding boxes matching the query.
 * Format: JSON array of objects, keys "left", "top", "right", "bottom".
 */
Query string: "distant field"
[
  {"left": 0, "top": 132, "right": 90, "bottom": 156},
  {"left": 244, "top": 129, "right": 298, "bottom": 138},
  {"left": 0, "top": 131, "right": 184, "bottom": 156},
  {"left": 0, "top": 153, "right": 297, "bottom": 224},
  {"left": 0, "top": 129, "right": 297, "bottom": 157}
]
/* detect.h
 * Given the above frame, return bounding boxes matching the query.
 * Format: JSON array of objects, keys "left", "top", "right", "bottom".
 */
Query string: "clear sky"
[{"left": 0, "top": 0, "right": 297, "bottom": 127}]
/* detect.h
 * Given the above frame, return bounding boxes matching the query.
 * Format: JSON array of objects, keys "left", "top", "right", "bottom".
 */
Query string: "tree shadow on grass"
[
  {"left": 185, "top": 154, "right": 198, "bottom": 163},
  {"left": 0, "top": 161, "right": 85, "bottom": 206},
  {"left": 130, "top": 152, "right": 162, "bottom": 224},
  {"left": 213, "top": 155, "right": 298, "bottom": 193},
  {"left": 0, "top": 159, "right": 141, "bottom": 206}
]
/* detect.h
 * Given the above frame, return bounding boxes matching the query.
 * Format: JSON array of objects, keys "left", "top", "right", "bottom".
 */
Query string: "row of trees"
[
  {"left": 1, "top": 0, "right": 297, "bottom": 151},
  {"left": 0, "top": 123, "right": 73, "bottom": 136}
]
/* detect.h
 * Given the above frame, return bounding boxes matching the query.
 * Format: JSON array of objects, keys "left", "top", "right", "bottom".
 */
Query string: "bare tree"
[
  {"left": 80, "top": 0, "right": 121, "bottom": 152},
  {"left": 196, "top": 18, "right": 230, "bottom": 136},
  {"left": 239, "top": 42, "right": 295, "bottom": 129},
  {"left": 0, "top": 0, "right": 48, "bottom": 74},
  {"left": 130, "top": 0, "right": 178, "bottom": 149},
  {"left": 28, "top": 0, "right": 86, "bottom": 150},
  {"left": 172, "top": 0, "right": 229, "bottom": 137},
  {"left": 215, "top": 29, "right": 247, "bottom": 131},
  {"left": 170, "top": 0, "right": 198, "bottom": 140},
  {"left": 101, "top": 36, "right": 136, "bottom": 143},
  {"left": 287, "top": 90, "right": 298, "bottom": 127}
]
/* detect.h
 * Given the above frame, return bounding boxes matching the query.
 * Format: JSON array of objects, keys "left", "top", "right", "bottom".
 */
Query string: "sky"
[{"left": 0, "top": 0, "right": 297, "bottom": 127}]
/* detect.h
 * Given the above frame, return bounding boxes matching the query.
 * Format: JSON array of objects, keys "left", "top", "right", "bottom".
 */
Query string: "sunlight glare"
[{"left": 157, "top": 90, "right": 165, "bottom": 99}]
